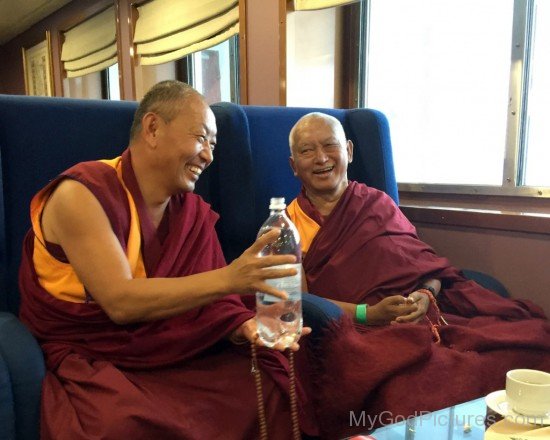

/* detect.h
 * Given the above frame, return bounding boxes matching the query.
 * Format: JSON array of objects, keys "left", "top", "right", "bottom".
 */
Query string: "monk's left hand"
[
  {"left": 229, "top": 318, "right": 311, "bottom": 352},
  {"left": 393, "top": 291, "right": 430, "bottom": 324}
]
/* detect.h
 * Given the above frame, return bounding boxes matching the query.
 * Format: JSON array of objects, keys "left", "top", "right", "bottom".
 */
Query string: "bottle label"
[{"left": 260, "top": 263, "right": 302, "bottom": 302}]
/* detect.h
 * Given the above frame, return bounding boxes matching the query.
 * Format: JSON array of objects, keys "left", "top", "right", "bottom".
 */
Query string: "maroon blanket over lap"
[
  {"left": 19, "top": 150, "right": 311, "bottom": 440},
  {"left": 298, "top": 181, "right": 550, "bottom": 438}
]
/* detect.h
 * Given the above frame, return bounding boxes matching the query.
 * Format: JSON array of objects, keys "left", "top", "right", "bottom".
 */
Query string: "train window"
[
  {"left": 184, "top": 37, "right": 239, "bottom": 104},
  {"left": 360, "top": 0, "right": 550, "bottom": 194},
  {"left": 287, "top": 7, "right": 340, "bottom": 108},
  {"left": 135, "top": 36, "right": 239, "bottom": 104},
  {"left": 63, "top": 64, "right": 120, "bottom": 100},
  {"left": 103, "top": 64, "right": 120, "bottom": 100},
  {"left": 363, "top": 0, "right": 512, "bottom": 186},
  {"left": 522, "top": 0, "right": 550, "bottom": 187}
]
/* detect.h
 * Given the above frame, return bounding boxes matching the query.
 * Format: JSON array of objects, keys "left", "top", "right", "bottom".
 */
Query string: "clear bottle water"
[{"left": 256, "top": 197, "right": 303, "bottom": 348}]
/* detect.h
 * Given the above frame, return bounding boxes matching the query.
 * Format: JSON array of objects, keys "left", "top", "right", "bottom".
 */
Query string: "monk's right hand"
[
  {"left": 221, "top": 229, "right": 297, "bottom": 300},
  {"left": 367, "top": 295, "right": 419, "bottom": 325}
]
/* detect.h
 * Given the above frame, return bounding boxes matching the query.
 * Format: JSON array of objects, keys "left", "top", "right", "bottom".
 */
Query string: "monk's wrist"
[{"left": 211, "top": 267, "right": 235, "bottom": 297}]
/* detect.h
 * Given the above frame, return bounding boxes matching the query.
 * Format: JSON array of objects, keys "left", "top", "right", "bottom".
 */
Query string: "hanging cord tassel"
[{"left": 251, "top": 344, "right": 301, "bottom": 440}]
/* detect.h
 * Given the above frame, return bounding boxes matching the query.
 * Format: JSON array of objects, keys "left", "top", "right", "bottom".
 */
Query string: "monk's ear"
[
  {"left": 142, "top": 112, "right": 161, "bottom": 148},
  {"left": 347, "top": 140, "right": 354, "bottom": 164},
  {"left": 289, "top": 156, "right": 298, "bottom": 176}
]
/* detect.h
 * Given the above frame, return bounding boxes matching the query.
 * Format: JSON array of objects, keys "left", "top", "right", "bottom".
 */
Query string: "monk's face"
[
  {"left": 154, "top": 95, "right": 217, "bottom": 194},
  {"left": 289, "top": 118, "right": 353, "bottom": 199}
]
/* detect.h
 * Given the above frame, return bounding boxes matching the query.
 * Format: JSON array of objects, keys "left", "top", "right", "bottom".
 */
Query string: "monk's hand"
[
  {"left": 368, "top": 295, "right": 420, "bottom": 325},
  {"left": 228, "top": 318, "right": 258, "bottom": 345},
  {"left": 268, "top": 326, "right": 312, "bottom": 352},
  {"left": 221, "top": 229, "right": 297, "bottom": 300},
  {"left": 393, "top": 291, "right": 430, "bottom": 324},
  {"left": 229, "top": 318, "right": 312, "bottom": 352}
]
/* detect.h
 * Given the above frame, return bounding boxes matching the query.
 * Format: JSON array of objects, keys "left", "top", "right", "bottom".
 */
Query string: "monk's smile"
[{"left": 313, "top": 165, "right": 335, "bottom": 175}]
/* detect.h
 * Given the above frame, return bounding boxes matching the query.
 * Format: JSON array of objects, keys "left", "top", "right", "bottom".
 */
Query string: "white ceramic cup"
[{"left": 505, "top": 369, "right": 550, "bottom": 416}]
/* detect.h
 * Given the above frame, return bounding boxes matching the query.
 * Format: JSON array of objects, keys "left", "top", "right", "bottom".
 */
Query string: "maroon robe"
[
  {"left": 19, "top": 149, "right": 313, "bottom": 439},
  {"left": 297, "top": 181, "right": 550, "bottom": 438}
]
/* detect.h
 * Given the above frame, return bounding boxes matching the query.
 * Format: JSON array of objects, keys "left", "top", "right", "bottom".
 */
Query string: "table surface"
[{"left": 353, "top": 398, "right": 490, "bottom": 440}]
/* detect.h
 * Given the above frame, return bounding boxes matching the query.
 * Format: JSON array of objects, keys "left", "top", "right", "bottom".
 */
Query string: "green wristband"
[{"left": 355, "top": 304, "right": 368, "bottom": 324}]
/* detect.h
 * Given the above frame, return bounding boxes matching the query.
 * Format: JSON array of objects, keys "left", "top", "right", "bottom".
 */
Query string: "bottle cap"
[{"left": 269, "top": 197, "right": 286, "bottom": 210}]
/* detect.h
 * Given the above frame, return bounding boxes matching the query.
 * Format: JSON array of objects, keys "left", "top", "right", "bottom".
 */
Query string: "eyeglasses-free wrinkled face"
[{"left": 290, "top": 118, "right": 353, "bottom": 200}]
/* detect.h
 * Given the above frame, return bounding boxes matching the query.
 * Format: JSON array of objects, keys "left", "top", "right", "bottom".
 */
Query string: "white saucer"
[{"left": 485, "top": 390, "right": 550, "bottom": 426}]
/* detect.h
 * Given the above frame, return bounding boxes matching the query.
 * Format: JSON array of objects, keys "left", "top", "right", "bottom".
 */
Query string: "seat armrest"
[
  {"left": 461, "top": 269, "right": 510, "bottom": 298},
  {"left": 0, "top": 312, "right": 45, "bottom": 440},
  {"left": 0, "top": 351, "right": 16, "bottom": 439}
]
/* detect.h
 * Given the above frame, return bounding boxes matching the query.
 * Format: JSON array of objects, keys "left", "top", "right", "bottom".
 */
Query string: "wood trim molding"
[
  {"left": 278, "top": 0, "right": 287, "bottom": 106},
  {"left": 239, "top": 0, "right": 248, "bottom": 104},
  {"left": 50, "top": 29, "right": 64, "bottom": 96},
  {"left": 115, "top": 0, "right": 136, "bottom": 100},
  {"left": 339, "top": 1, "right": 361, "bottom": 108},
  {"left": 401, "top": 205, "right": 550, "bottom": 235}
]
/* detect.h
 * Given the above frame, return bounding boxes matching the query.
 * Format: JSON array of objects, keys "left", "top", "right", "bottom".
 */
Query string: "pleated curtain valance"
[
  {"left": 293, "top": 0, "right": 359, "bottom": 11},
  {"left": 134, "top": 0, "right": 239, "bottom": 66},
  {"left": 61, "top": 7, "right": 117, "bottom": 78}
]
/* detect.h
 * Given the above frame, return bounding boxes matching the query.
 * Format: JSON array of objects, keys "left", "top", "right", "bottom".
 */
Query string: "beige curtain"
[
  {"left": 134, "top": 0, "right": 239, "bottom": 66},
  {"left": 61, "top": 7, "right": 117, "bottom": 78},
  {"left": 293, "top": 0, "right": 359, "bottom": 11}
]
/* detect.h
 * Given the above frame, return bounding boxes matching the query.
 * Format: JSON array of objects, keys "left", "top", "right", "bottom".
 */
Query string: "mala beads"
[
  {"left": 417, "top": 288, "right": 448, "bottom": 343},
  {"left": 251, "top": 343, "right": 301, "bottom": 440}
]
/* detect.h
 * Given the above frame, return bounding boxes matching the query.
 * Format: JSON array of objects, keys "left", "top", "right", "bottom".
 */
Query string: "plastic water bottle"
[{"left": 256, "top": 197, "right": 303, "bottom": 348}]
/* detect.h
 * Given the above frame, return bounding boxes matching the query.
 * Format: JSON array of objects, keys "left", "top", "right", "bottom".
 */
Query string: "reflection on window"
[
  {"left": 523, "top": 0, "right": 550, "bottom": 187},
  {"left": 63, "top": 71, "right": 102, "bottom": 99},
  {"left": 135, "top": 36, "right": 239, "bottom": 104},
  {"left": 188, "top": 37, "right": 239, "bottom": 104},
  {"left": 364, "top": 0, "right": 513, "bottom": 185},
  {"left": 63, "top": 64, "right": 120, "bottom": 100},
  {"left": 137, "top": 62, "right": 177, "bottom": 99}
]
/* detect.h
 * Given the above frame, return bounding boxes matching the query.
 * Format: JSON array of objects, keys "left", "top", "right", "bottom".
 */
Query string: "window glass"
[
  {"left": 286, "top": 8, "right": 338, "bottom": 108},
  {"left": 63, "top": 71, "right": 103, "bottom": 99},
  {"left": 190, "top": 37, "right": 238, "bottom": 104},
  {"left": 63, "top": 64, "right": 120, "bottom": 100},
  {"left": 365, "top": 0, "right": 514, "bottom": 185},
  {"left": 106, "top": 64, "right": 120, "bottom": 100},
  {"left": 137, "top": 62, "right": 177, "bottom": 100},
  {"left": 523, "top": 0, "right": 550, "bottom": 187},
  {"left": 135, "top": 36, "right": 239, "bottom": 103}
]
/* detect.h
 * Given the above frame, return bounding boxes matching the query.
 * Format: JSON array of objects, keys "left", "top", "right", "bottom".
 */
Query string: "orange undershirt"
[
  {"left": 287, "top": 198, "right": 320, "bottom": 256},
  {"left": 30, "top": 156, "right": 146, "bottom": 303}
]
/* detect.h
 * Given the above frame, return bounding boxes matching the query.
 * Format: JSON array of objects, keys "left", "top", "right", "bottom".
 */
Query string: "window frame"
[{"left": 357, "top": 0, "right": 550, "bottom": 199}]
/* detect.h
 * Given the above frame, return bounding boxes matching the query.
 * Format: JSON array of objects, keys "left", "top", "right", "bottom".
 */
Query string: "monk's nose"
[{"left": 314, "top": 149, "right": 328, "bottom": 163}]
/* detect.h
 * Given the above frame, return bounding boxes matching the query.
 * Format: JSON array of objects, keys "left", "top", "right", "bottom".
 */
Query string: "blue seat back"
[
  {"left": 0, "top": 95, "right": 137, "bottom": 314},
  {"left": 208, "top": 102, "right": 398, "bottom": 262},
  {"left": 0, "top": 97, "right": 397, "bottom": 314}
]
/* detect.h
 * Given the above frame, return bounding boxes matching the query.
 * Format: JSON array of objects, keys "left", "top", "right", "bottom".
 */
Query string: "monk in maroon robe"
[
  {"left": 19, "top": 81, "right": 314, "bottom": 439},
  {"left": 287, "top": 112, "right": 550, "bottom": 438}
]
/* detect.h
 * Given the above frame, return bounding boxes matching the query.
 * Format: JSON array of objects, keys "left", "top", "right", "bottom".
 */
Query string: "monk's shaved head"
[
  {"left": 130, "top": 80, "right": 204, "bottom": 141},
  {"left": 289, "top": 112, "right": 347, "bottom": 156}
]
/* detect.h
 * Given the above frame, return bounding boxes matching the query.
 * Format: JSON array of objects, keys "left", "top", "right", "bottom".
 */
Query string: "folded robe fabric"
[
  {"left": 289, "top": 181, "right": 550, "bottom": 439},
  {"left": 19, "top": 149, "right": 313, "bottom": 440}
]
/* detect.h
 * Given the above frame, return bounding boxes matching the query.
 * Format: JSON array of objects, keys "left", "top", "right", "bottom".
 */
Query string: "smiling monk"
[
  {"left": 18, "top": 81, "right": 315, "bottom": 440},
  {"left": 286, "top": 112, "right": 550, "bottom": 439}
]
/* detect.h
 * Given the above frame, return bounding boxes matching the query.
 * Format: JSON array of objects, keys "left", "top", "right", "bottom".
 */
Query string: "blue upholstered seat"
[{"left": 0, "top": 95, "right": 397, "bottom": 439}]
